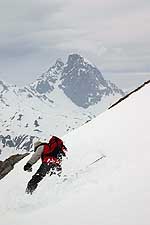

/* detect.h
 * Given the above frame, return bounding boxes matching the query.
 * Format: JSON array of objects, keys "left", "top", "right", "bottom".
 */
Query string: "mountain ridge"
[
  {"left": 29, "top": 53, "right": 124, "bottom": 108},
  {"left": 0, "top": 54, "right": 124, "bottom": 158}
]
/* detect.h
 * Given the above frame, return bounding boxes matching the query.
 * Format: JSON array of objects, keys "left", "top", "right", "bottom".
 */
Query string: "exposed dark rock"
[
  {"left": 35, "top": 80, "right": 54, "bottom": 94},
  {"left": 27, "top": 94, "right": 33, "bottom": 98},
  {"left": 34, "top": 120, "right": 40, "bottom": 127},
  {"left": 0, "top": 153, "right": 29, "bottom": 180},
  {"left": 17, "top": 114, "right": 23, "bottom": 121},
  {"left": 0, "top": 161, "right": 2, "bottom": 167},
  {"left": 0, "top": 80, "right": 9, "bottom": 93},
  {"left": 108, "top": 80, "right": 150, "bottom": 109},
  {"left": 33, "top": 129, "right": 42, "bottom": 132},
  {"left": 0, "top": 134, "right": 36, "bottom": 151}
]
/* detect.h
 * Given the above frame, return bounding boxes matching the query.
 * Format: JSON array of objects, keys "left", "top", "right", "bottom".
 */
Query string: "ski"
[{"left": 88, "top": 154, "right": 106, "bottom": 167}]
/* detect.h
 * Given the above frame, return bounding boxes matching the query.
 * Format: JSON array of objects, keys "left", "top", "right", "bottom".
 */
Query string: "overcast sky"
[{"left": 0, "top": 0, "right": 150, "bottom": 86}]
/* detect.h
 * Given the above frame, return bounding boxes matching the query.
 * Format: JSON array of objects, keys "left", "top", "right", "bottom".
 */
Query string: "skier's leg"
[
  {"left": 48, "top": 163, "right": 62, "bottom": 176},
  {"left": 56, "top": 164, "right": 62, "bottom": 177},
  {"left": 26, "top": 163, "right": 50, "bottom": 194}
]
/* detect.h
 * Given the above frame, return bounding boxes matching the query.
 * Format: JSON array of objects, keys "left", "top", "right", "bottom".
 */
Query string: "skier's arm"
[{"left": 27, "top": 145, "right": 44, "bottom": 166}]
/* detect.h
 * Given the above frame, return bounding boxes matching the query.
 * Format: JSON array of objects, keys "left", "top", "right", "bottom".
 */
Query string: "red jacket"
[
  {"left": 41, "top": 144, "right": 62, "bottom": 164},
  {"left": 27, "top": 136, "right": 67, "bottom": 166}
]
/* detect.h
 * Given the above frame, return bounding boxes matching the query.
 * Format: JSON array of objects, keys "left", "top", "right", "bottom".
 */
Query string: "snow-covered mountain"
[
  {"left": 0, "top": 80, "right": 150, "bottom": 225},
  {"left": 28, "top": 54, "right": 124, "bottom": 108},
  {"left": 0, "top": 54, "right": 124, "bottom": 158}
]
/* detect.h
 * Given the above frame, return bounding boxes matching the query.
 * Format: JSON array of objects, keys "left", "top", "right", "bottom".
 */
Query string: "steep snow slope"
[
  {"left": 0, "top": 82, "right": 150, "bottom": 225},
  {"left": 0, "top": 80, "right": 94, "bottom": 158}
]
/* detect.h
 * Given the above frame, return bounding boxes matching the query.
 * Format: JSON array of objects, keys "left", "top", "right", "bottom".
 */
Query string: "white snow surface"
[
  {"left": 0, "top": 83, "right": 150, "bottom": 225},
  {"left": 0, "top": 74, "right": 122, "bottom": 159}
]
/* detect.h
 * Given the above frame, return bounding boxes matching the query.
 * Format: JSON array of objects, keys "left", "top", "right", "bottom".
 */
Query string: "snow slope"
[
  {"left": 0, "top": 81, "right": 150, "bottom": 225},
  {"left": 0, "top": 54, "right": 124, "bottom": 157}
]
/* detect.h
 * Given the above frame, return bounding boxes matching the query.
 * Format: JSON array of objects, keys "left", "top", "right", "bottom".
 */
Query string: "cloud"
[{"left": 0, "top": 0, "right": 150, "bottom": 85}]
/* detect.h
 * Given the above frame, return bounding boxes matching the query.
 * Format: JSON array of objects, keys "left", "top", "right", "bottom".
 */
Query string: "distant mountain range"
[{"left": 0, "top": 54, "right": 124, "bottom": 158}]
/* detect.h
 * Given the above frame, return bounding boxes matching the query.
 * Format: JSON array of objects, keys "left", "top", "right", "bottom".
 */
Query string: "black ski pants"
[{"left": 26, "top": 162, "right": 62, "bottom": 194}]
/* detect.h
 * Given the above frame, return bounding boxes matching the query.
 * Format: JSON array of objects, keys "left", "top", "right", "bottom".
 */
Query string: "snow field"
[{"left": 0, "top": 83, "right": 150, "bottom": 225}]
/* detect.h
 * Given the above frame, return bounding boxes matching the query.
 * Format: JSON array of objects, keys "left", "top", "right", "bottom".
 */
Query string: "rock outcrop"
[{"left": 0, "top": 153, "right": 29, "bottom": 180}]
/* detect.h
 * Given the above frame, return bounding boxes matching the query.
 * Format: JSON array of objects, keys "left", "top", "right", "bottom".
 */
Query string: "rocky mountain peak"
[
  {"left": 59, "top": 54, "right": 124, "bottom": 108},
  {"left": 67, "top": 54, "right": 84, "bottom": 66},
  {"left": 66, "top": 54, "right": 96, "bottom": 69},
  {"left": 54, "top": 58, "right": 64, "bottom": 69},
  {"left": 0, "top": 80, "right": 9, "bottom": 93},
  {"left": 46, "top": 58, "right": 64, "bottom": 74},
  {"left": 29, "top": 59, "right": 64, "bottom": 95},
  {"left": 27, "top": 53, "right": 124, "bottom": 108},
  {"left": 0, "top": 55, "right": 124, "bottom": 108}
]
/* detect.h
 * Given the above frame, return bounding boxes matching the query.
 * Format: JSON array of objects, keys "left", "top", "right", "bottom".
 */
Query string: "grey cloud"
[
  {"left": 0, "top": 1, "right": 67, "bottom": 57},
  {"left": 0, "top": 0, "right": 150, "bottom": 85}
]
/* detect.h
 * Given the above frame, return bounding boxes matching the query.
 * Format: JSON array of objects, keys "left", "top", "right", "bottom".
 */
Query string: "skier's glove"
[{"left": 24, "top": 163, "right": 32, "bottom": 172}]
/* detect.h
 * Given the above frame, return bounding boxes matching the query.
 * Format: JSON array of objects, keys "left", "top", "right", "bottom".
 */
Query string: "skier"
[{"left": 23, "top": 136, "right": 67, "bottom": 194}]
